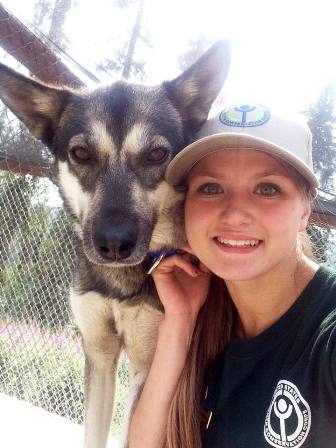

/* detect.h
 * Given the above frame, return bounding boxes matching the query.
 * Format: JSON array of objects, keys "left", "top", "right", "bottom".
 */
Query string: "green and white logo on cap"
[{"left": 219, "top": 104, "right": 271, "bottom": 127}]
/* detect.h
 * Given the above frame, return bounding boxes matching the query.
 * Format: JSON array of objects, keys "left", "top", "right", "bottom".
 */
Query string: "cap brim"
[{"left": 165, "top": 133, "right": 320, "bottom": 188}]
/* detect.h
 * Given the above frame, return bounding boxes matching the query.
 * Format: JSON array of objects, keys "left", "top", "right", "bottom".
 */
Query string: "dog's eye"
[
  {"left": 70, "top": 146, "right": 91, "bottom": 163},
  {"left": 147, "top": 147, "right": 169, "bottom": 164}
]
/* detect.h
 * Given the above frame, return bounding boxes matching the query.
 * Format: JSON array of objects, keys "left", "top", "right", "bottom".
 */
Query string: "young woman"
[{"left": 128, "top": 103, "right": 336, "bottom": 448}]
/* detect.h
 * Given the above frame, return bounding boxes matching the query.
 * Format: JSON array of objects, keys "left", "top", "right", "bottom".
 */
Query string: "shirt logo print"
[{"left": 264, "top": 379, "right": 311, "bottom": 447}]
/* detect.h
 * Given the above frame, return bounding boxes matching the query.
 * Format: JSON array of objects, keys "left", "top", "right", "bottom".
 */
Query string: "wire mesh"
[
  {"left": 0, "top": 157, "right": 129, "bottom": 439},
  {"left": 0, "top": 10, "right": 128, "bottom": 441}
]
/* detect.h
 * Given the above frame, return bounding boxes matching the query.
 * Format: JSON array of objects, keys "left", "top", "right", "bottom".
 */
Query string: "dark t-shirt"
[{"left": 203, "top": 266, "right": 336, "bottom": 448}]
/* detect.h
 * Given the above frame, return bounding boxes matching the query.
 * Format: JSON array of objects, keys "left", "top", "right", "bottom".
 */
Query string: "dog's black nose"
[{"left": 94, "top": 221, "right": 137, "bottom": 261}]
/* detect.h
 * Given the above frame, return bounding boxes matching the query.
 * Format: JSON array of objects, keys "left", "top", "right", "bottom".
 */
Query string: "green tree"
[
  {"left": 33, "top": 0, "right": 53, "bottom": 29},
  {"left": 0, "top": 106, "right": 44, "bottom": 280},
  {"left": 178, "top": 33, "right": 212, "bottom": 72},
  {"left": 0, "top": 174, "right": 38, "bottom": 281},
  {"left": 178, "top": 34, "right": 226, "bottom": 107},
  {"left": 306, "top": 83, "right": 336, "bottom": 191},
  {"left": 33, "top": 0, "right": 73, "bottom": 48},
  {"left": 305, "top": 84, "right": 336, "bottom": 265},
  {"left": 1, "top": 205, "right": 75, "bottom": 327}
]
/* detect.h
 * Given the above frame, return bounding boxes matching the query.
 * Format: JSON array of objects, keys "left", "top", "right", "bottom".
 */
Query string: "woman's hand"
[
  {"left": 130, "top": 246, "right": 210, "bottom": 448},
  {"left": 151, "top": 245, "right": 211, "bottom": 322}
]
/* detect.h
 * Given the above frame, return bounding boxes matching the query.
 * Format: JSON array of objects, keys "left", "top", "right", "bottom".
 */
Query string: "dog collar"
[{"left": 146, "top": 248, "right": 176, "bottom": 275}]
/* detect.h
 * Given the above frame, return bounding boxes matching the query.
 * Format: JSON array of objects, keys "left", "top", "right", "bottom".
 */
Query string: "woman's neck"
[{"left": 225, "top": 256, "right": 319, "bottom": 340}]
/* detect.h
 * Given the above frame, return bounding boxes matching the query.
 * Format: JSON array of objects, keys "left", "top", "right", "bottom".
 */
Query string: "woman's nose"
[{"left": 219, "top": 194, "right": 253, "bottom": 227}]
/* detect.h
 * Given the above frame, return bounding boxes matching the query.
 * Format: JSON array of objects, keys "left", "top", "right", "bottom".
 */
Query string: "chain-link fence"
[
  {"left": 0, "top": 115, "right": 128, "bottom": 437},
  {"left": 0, "top": 4, "right": 128, "bottom": 443},
  {"left": 0, "top": 171, "right": 130, "bottom": 439}
]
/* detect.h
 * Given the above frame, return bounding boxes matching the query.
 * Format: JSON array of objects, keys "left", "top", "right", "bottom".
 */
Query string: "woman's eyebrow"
[
  {"left": 191, "top": 170, "right": 288, "bottom": 179},
  {"left": 190, "top": 171, "right": 223, "bottom": 179},
  {"left": 253, "top": 170, "right": 288, "bottom": 178}
]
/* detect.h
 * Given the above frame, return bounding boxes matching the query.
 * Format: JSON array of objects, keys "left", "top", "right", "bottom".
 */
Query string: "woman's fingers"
[
  {"left": 152, "top": 253, "right": 200, "bottom": 278},
  {"left": 176, "top": 246, "right": 210, "bottom": 274},
  {"left": 150, "top": 247, "right": 211, "bottom": 278},
  {"left": 150, "top": 251, "right": 211, "bottom": 318}
]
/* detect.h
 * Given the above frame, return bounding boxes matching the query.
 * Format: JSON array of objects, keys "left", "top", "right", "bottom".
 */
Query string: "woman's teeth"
[{"left": 215, "top": 237, "right": 260, "bottom": 247}]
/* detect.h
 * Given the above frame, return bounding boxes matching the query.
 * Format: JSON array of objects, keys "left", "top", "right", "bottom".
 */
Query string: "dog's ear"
[
  {"left": 0, "top": 63, "right": 73, "bottom": 148},
  {"left": 164, "top": 40, "right": 231, "bottom": 132}
]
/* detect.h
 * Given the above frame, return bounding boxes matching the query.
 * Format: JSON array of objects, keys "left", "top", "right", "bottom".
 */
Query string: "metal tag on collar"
[{"left": 147, "top": 249, "right": 168, "bottom": 275}]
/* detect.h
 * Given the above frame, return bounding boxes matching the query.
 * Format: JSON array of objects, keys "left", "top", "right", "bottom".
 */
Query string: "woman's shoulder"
[
  {"left": 315, "top": 264, "right": 336, "bottom": 315},
  {"left": 301, "top": 265, "right": 336, "bottom": 330},
  {"left": 313, "top": 265, "right": 336, "bottom": 297},
  {"left": 301, "top": 264, "right": 336, "bottom": 297},
  {"left": 316, "top": 264, "right": 336, "bottom": 278}
]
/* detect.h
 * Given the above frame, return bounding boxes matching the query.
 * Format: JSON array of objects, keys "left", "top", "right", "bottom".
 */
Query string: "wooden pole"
[
  {"left": 0, "top": 3, "right": 84, "bottom": 88},
  {"left": 0, "top": 3, "right": 86, "bottom": 177}
]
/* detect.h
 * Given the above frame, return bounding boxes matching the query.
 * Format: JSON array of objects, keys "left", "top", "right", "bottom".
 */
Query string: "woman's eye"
[
  {"left": 198, "top": 183, "right": 223, "bottom": 195},
  {"left": 255, "top": 183, "right": 280, "bottom": 197},
  {"left": 70, "top": 146, "right": 92, "bottom": 163}
]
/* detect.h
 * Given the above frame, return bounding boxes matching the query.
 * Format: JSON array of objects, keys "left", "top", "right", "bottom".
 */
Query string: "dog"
[{"left": 0, "top": 40, "right": 230, "bottom": 448}]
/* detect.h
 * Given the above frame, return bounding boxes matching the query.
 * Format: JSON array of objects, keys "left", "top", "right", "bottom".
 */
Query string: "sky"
[{"left": 2, "top": 0, "right": 336, "bottom": 115}]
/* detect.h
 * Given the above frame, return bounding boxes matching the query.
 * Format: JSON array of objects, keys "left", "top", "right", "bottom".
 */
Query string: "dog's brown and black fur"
[{"left": 0, "top": 41, "right": 230, "bottom": 447}]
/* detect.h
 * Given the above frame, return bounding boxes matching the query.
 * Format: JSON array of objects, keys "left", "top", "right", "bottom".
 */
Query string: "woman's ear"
[{"left": 299, "top": 200, "right": 312, "bottom": 231}]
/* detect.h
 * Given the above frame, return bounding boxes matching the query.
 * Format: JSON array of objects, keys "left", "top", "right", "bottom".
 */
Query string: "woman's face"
[{"left": 184, "top": 149, "right": 311, "bottom": 282}]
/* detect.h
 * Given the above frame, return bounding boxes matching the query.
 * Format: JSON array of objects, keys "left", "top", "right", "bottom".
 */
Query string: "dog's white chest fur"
[{"left": 70, "top": 289, "right": 162, "bottom": 369}]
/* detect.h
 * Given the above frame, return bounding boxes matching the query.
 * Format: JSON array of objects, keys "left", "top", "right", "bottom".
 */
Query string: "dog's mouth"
[{"left": 83, "top": 245, "right": 151, "bottom": 267}]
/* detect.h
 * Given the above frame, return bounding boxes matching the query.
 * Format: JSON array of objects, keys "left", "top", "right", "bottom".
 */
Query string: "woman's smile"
[{"left": 213, "top": 235, "right": 263, "bottom": 253}]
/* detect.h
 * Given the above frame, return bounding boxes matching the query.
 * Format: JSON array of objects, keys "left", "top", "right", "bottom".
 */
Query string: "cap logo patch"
[{"left": 219, "top": 104, "right": 271, "bottom": 127}]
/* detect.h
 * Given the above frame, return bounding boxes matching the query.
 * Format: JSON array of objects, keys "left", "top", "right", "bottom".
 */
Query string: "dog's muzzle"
[{"left": 93, "top": 216, "right": 138, "bottom": 262}]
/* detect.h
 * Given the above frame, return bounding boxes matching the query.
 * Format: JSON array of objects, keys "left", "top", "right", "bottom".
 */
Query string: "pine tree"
[
  {"left": 306, "top": 83, "right": 336, "bottom": 191},
  {"left": 97, "top": 0, "right": 148, "bottom": 81},
  {"left": 178, "top": 33, "right": 212, "bottom": 72},
  {"left": 305, "top": 84, "right": 336, "bottom": 265},
  {"left": 34, "top": 0, "right": 73, "bottom": 47},
  {"left": 178, "top": 34, "right": 226, "bottom": 107}
]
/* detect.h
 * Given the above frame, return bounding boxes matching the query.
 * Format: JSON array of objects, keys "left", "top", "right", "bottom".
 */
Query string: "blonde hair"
[{"left": 164, "top": 165, "right": 317, "bottom": 448}]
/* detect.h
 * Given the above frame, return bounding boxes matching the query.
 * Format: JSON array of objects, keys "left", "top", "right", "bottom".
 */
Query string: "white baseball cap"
[{"left": 165, "top": 103, "right": 319, "bottom": 190}]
